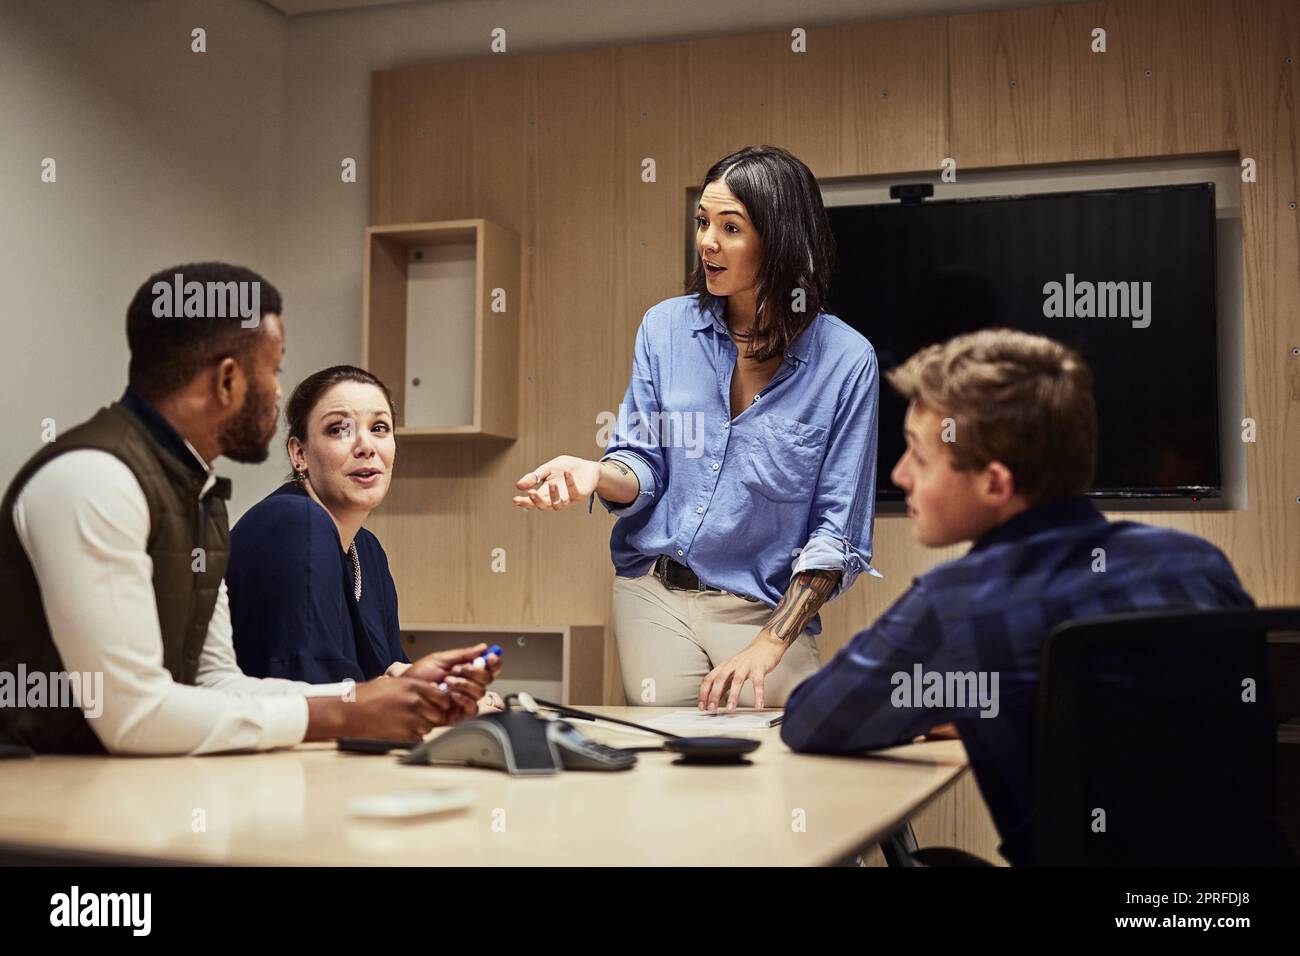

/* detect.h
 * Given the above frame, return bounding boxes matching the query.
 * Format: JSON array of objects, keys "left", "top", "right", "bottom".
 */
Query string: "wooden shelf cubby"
[
  {"left": 400, "top": 623, "right": 604, "bottom": 706},
  {"left": 362, "top": 218, "right": 520, "bottom": 439}
]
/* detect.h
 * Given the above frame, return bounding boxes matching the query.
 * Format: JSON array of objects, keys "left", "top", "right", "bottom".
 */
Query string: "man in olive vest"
[{"left": 0, "top": 262, "right": 493, "bottom": 754}]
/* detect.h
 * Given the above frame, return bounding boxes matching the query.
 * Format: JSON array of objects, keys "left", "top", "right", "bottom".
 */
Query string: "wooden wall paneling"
[
  {"left": 949, "top": 4, "right": 1090, "bottom": 166},
  {"left": 460, "top": 58, "right": 533, "bottom": 233},
  {"left": 477, "top": 218, "right": 521, "bottom": 439},
  {"left": 1291, "top": 0, "right": 1300, "bottom": 599},
  {"left": 840, "top": 17, "right": 949, "bottom": 177},
  {"left": 456, "top": 216, "right": 527, "bottom": 626},
  {"left": 370, "top": 63, "right": 468, "bottom": 223},
  {"left": 948, "top": 1, "right": 1237, "bottom": 168},
  {"left": 770, "top": 25, "right": 850, "bottom": 179},
  {"left": 370, "top": 58, "right": 533, "bottom": 225},
  {"left": 566, "top": 625, "right": 607, "bottom": 705},
  {"left": 1092, "top": 0, "right": 1167, "bottom": 159},
  {"left": 768, "top": 16, "right": 949, "bottom": 179},
  {"left": 1228, "top": 0, "right": 1300, "bottom": 604},
  {"left": 1079, "top": 0, "right": 1237, "bottom": 157},
  {"left": 1091, "top": 0, "right": 1162, "bottom": 158},
  {"left": 682, "top": 33, "right": 781, "bottom": 181},
  {"left": 370, "top": 0, "right": 1300, "bottom": 697},
  {"left": 524, "top": 48, "right": 627, "bottom": 634},
  {"left": 511, "top": 56, "right": 547, "bottom": 628},
  {"left": 1144, "top": 0, "right": 1237, "bottom": 155},
  {"left": 615, "top": 39, "right": 688, "bottom": 315}
]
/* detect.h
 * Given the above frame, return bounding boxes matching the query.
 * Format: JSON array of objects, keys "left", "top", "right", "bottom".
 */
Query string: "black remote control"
[{"left": 337, "top": 737, "right": 417, "bottom": 754}]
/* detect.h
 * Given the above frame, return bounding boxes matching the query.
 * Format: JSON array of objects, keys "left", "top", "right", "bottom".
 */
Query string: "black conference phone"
[
  {"left": 345, "top": 692, "right": 761, "bottom": 774},
  {"left": 400, "top": 708, "right": 638, "bottom": 775}
]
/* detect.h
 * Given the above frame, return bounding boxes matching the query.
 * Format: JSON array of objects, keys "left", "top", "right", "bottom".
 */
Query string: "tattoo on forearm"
[
  {"left": 606, "top": 461, "right": 631, "bottom": 477},
  {"left": 766, "top": 569, "right": 841, "bottom": 643}
]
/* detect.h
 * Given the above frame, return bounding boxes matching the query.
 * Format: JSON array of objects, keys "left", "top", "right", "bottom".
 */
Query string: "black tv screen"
[{"left": 824, "top": 183, "right": 1221, "bottom": 500}]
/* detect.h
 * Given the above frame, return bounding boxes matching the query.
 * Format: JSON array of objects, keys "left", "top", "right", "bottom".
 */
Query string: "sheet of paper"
[{"left": 641, "top": 710, "right": 784, "bottom": 732}]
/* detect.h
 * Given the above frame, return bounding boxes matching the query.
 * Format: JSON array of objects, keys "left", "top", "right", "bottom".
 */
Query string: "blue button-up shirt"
[
  {"left": 779, "top": 496, "right": 1255, "bottom": 864},
  {"left": 591, "top": 294, "right": 880, "bottom": 635}
]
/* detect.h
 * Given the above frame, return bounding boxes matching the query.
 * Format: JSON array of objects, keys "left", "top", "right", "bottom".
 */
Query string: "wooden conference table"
[{"left": 0, "top": 707, "right": 970, "bottom": 866}]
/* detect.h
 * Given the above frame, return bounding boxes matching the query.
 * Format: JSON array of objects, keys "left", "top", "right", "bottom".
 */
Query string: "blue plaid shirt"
[
  {"left": 591, "top": 294, "right": 881, "bottom": 635},
  {"left": 780, "top": 496, "right": 1254, "bottom": 863}
]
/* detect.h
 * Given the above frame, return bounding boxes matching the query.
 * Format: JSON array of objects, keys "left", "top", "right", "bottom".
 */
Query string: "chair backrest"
[{"left": 1034, "top": 607, "right": 1299, "bottom": 866}]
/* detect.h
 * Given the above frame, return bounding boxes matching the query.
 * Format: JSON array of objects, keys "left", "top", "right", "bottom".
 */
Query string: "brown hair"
[
  {"left": 284, "top": 365, "right": 395, "bottom": 482},
  {"left": 885, "top": 329, "right": 1098, "bottom": 505}
]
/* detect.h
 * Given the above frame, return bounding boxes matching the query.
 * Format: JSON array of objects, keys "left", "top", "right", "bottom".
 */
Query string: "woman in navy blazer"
[{"left": 226, "top": 365, "right": 503, "bottom": 712}]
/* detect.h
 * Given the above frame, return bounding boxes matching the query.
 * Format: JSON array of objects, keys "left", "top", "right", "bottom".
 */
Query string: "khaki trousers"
[{"left": 612, "top": 569, "right": 821, "bottom": 707}]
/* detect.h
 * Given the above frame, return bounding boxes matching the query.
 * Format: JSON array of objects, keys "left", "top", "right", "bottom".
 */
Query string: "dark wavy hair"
[
  {"left": 284, "top": 365, "right": 395, "bottom": 482},
  {"left": 684, "top": 145, "right": 836, "bottom": 361}
]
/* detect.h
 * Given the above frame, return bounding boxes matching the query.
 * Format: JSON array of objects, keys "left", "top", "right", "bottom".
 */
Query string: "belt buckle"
[
  {"left": 653, "top": 555, "right": 675, "bottom": 590},
  {"left": 661, "top": 556, "right": 695, "bottom": 592}
]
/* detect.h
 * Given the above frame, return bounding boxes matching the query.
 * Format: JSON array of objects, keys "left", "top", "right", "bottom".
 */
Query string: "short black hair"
[
  {"left": 685, "top": 145, "right": 836, "bottom": 361},
  {"left": 126, "top": 262, "right": 283, "bottom": 400}
]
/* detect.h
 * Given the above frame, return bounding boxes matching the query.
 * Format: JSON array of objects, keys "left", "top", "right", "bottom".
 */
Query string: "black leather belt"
[{"left": 652, "top": 556, "right": 761, "bottom": 602}]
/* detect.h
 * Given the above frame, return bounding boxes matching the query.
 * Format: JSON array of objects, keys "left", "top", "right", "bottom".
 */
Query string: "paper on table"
[{"left": 642, "top": 710, "right": 784, "bottom": 732}]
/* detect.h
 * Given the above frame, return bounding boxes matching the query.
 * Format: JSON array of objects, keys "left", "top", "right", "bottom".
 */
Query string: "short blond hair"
[{"left": 885, "top": 329, "right": 1098, "bottom": 505}]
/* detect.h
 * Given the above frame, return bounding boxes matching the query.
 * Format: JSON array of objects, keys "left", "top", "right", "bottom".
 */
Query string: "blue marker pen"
[{"left": 473, "top": 644, "right": 504, "bottom": 669}]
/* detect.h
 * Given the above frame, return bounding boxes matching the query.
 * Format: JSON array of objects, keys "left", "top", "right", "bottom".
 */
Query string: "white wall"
[{"left": 0, "top": 0, "right": 285, "bottom": 516}]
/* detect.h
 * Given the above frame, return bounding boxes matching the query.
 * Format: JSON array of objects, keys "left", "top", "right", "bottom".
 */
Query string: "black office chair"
[{"left": 894, "top": 607, "right": 1300, "bottom": 866}]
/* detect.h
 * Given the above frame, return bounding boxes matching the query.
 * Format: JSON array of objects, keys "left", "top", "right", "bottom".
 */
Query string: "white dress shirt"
[{"left": 12, "top": 449, "right": 352, "bottom": 755}]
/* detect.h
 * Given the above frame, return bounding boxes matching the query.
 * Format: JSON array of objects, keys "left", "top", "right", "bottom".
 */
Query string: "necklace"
[{"left": 349, "top": 542, "right": 362, "bottom": 601}]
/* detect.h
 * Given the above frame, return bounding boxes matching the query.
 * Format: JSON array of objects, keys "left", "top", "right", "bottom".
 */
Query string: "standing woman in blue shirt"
[{"left": 513, "top": 145, "right": 880, "bottom": 712}]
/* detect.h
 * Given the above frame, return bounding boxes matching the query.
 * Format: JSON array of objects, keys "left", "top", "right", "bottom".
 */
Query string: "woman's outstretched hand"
[{"left": 512, "top": 456, "right": 603, "bottom": 511}]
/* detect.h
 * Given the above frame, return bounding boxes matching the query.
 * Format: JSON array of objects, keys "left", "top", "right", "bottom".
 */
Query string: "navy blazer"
[{"left": 227, "top": 482, "right": 408, "bottom": 683}]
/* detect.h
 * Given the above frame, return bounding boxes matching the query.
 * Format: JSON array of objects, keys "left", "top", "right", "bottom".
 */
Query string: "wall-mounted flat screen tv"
[{"left": 824, "top": 183, "right": 1220, "bottom": 500}]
